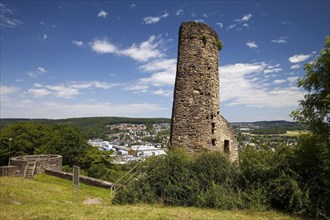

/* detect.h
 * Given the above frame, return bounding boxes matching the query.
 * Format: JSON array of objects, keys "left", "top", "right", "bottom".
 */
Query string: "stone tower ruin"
[{"left": 170, "top": 21, "right": 238, "bottom": 161}]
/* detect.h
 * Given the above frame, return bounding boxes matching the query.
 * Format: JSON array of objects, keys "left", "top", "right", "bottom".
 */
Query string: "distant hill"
[
  {"left": 0, "top": 117, "right": 171, "bottom": 128},
  {"left": 0, "top": 117, "right": 171, "bottom": 138},
  {"left": 231, "top": 120, "right": 305, "bottom": 134},
  {"left": 0, "top": 118, "right": 304, "bottom": 137},
  {"left": 253, "top": 120, "right": 302, "bottom": 128}
]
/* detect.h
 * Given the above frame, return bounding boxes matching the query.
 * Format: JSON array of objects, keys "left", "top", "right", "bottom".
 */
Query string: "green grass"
[{"left": 0, "top": 174, "right": 302, "bottom": 220}]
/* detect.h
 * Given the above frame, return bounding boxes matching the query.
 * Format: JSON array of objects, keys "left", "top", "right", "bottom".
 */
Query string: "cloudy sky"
[{"left": 1, "top": 1, "right": 329, "bottom": 122}]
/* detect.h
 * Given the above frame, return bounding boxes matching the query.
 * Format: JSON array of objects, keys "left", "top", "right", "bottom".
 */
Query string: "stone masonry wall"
[
  {"left": 170, "top": 21, "right": 238, "bottom": 161},
  {"left": 219, "top": 115, "right": 239, "bottom": 162},
  {"left": 45, "top": 169, "right": 114, "bottom": 189},
  {"left": 170, "top": 21, "right": 222, "bottom": 151},
  {"left": 0, "top": 166, "right": 20, "bottom": 176},
  {"left": 9, "top": 154, "right": 62, "bottom": 176}
]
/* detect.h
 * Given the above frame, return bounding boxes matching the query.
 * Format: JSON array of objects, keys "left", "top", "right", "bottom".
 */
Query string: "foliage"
[
  {"left": 289, "top": 36, "right": 330, "bottom": 218},
  {"left": 113, "top": 149, "right": 264, "bottom": 210},
  {"left": 202, "top": 34, "right": 209, "bottom": 45},
  {"left": 44, "top": 124, "right": 90, "bottom": 166},
  {"left": 215, "top": 39, "right": 224, "bottom": 51},
  {"left": 0, "top": 122, "right": 89, "bottom": 166},
  {"left": 292, "top": 134, "right": 330, "bottom": 218},
  {"left": 291, "top": 36, "right": 330, "bottom": 136}
]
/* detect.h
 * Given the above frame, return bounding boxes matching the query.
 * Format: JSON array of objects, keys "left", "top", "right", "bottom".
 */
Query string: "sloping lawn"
[{"left": 0, "top": 174, "right": 301, "bottom": 220}]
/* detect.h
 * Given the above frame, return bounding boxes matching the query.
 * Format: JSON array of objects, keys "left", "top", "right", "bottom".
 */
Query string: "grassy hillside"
[{"left": 0, "top": 174, "right": 301, "bottom": 220}]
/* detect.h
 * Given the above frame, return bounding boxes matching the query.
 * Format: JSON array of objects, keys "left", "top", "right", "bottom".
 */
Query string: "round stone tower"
[{"left": 170, "top": 21, "right": 223, "bottom": 152}]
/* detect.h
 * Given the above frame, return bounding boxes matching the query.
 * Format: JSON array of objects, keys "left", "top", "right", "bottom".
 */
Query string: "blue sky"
[{"left": 1, "top": 1, "right": 329, "bottom": 122}]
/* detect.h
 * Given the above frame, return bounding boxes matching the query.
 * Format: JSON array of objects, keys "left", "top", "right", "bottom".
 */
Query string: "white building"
[
  {"left": 131, "top": 145, "right": 166, "bottom": 158},
  {"left": 88, "top": 139, "right": 113, "bottom": 151}
]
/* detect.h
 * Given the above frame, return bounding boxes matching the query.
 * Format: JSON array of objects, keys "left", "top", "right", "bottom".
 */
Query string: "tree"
[
  {"left": 291, "top": 36, "right": 330, "bottom": 218},
  {"left": 291, "top": 36, "right": 330, "bottom": 136},
  {"left": 44, "top": 124, "right": 90, "bottom": 166},
  {"left": 0, "top": 122, "right": 91, "bottom": 167},
  {"left": 0, "top": 123, "right": 51, "bottom": 165}
]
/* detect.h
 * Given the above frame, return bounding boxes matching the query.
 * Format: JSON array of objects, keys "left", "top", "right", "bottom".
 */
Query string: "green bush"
[
  {"left": 268, "top": 172, "right": 306, "bottom": 214},
  {"left": 197, "top": 182, "right": 243, "bottom": 210},
  {"left": 192, "top": 151, "right": 238, "bottom": 192},
  {"left": 113, "top": 149, "right": 251, "bottom": 209}
]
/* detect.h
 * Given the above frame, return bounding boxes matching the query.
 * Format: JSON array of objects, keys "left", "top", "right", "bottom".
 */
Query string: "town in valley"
[{"left": 88, "top": 121, "right": 303, "bottom": 164}]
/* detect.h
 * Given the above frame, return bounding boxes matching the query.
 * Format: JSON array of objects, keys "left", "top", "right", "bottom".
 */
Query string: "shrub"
[{"left": 197, "top": 182, "right": 243, "bottom": 210}]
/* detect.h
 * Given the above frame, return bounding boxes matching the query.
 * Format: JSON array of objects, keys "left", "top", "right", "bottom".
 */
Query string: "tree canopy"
[
  {"left": 291, "top": 36, "right": 330, "bottom": 136},
  {"left": 0, "top": 122, "right": 90, "bottom": 166}
]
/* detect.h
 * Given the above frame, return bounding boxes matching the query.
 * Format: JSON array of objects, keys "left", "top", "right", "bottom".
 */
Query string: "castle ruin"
[{"left": 170, "top": 21, "right": 238, "bottom": 161}]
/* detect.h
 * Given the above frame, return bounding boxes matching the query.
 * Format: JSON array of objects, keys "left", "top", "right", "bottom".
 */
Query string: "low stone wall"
[
  {"left": 45, "top": 169, "right": 114, "bottom": 189},
  {"left": 9, "top": 154, "right": 62, "bottom": 176},
  {"left": 0, "top": 166, "right": 20, "bottom": 176}
]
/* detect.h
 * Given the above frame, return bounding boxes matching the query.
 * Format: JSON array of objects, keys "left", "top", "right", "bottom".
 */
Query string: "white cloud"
[
  {"left": 289, "top": 54, "right": 310, "bottom": 63},
  {"left": 90, "top": 35, "right": 164, "bottom": 62},
  {"left": 1, "top": 100, "right": 167, "bottom": 119},
  {"left": 202, "top": 13, "right": 208, "bottom": 18},
  {"left": 176, "top": 9, "right": 183, "bottom": 16},
  {"left": 37, "top": 67, "right": 46, "bottom": 73},
  {"left": 0, "top": 85, "right": 19, "bottom": 95},
  {"left": 125, "top": 84, "right": 149, "bottom": 93},
  {"left": 290, "top": 64, "right": 301, "bottom": 69},
  {"left": 139, "top": 71, "right": 175, "bottom": 86},
  {"left": 287, "top": 76, "right": 299, "bottom": 84},
  {"left": 227, "top": 13, "right": 253, "bottom": 30},
  {"left": 271, "top": 39, "right": 286, "bottom": 43},
  {"left": 143, "top": 12, "right": 168, "bottom": 24},
  {"left": 28, "top": 81, "right": 117, "bottom": 99},
  {"left": 72, "top": 40, "right": 84, "bottom": 47},
  {"left": 120, "top": 36, "right": 163, "bottom": 62},
  {"left": 241, "top": 14, "right": 252, "bottom": 21},
  {"left": 45, "top": 85, "right": 80, "bottom": 98},
  {"left": 126, "top": 58, "right": 176, "bottom": 94},
  {"left": 194, "top": 19, "right": 204, "bottom": 23},
  {"left": 246, "top": 41, "right": 258, "bottom": 48},
  {"left": 34, "top": 83, "right": 43, "bottom": 88},
  {"left": 98, "top": 10, "right": 108, "bottom": 18},
  {"left": 271, "top": 36, "right": 288, "bottom": 44},
  {"left": 216, "top": 22, "right": 223, "bottom": 28},
  {"left": 227, "top": 24, "right": 236, "bottom": 30},
  {"left": 0, "top": 85, "right": 19, "bottom": 102},
  {"left": 220, "top": 62, "right": 303, "bottom": 108},
  {"left": 273, "top": 79, "right": 286, "bottom": 84},
  {"left": 28, "top": 88, "right": 51, "bottom": 97},
  {"left": 91, "top": 38, "right": 117, "bottom": 54},
  {"left": 130, "top": 4, "right": 136, "bottom": 9},
  {"left": 43, "top": 34, "right": 47, "bottom": 40},
  {"left": 153, "top": 89, "right": 172, "bottom": 97},
  {"left": 27, "top": 67, "right": 47, "bottom": 78},
  {"left": 264, "top": 68, "right": 282, "bottom": 73},
  {"left": 138, "top": 58, "right": 176, "bottom": 86},
  {"left": 0, "top": 3, "right": 23, "bottom": 28},
  {"left": 282, "top": 21, "right": 294, "bottom": 25}
]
